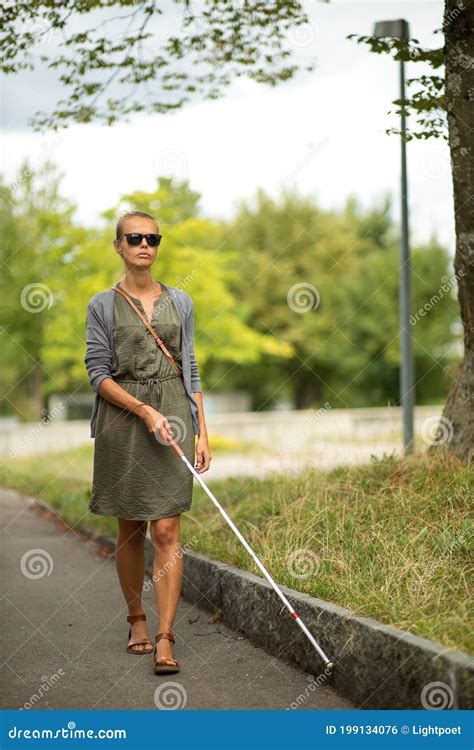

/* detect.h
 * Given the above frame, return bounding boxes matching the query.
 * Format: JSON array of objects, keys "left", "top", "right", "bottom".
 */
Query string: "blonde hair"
[{"left": 115, "top": 211, "right": 159, "bottom": 240}]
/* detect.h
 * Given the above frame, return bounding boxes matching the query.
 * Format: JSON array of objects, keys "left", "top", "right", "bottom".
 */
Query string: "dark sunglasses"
[{"left": 123, "top": 232, "right": 162, "bottom": 247}]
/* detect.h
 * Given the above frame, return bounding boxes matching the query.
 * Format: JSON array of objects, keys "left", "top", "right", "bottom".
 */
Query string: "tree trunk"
[
  {"left": 432, "top": 1, "right": 474, "bottom": 461},
  {"left": 292, "top": 365, "right": 324, "bottom": 409}
]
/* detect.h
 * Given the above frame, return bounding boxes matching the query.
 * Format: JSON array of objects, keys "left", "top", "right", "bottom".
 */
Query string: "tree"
[
  {"left": 0, "top": 161, "right": 77, "bottom": 420},
  {"left": 349, "top": 1, "right": 474, "bottom": 460},
  {"left": 440, "top": 0, "right": 474, "bottom": 461},
  {"left": 222, "top": 189, "right": 457, "bottom": 411},
  {"left": 3, "top": 0, "right": 472, "bottom": 458},
  {"left": 0, "top": 0, "right": 315, "bottom": 130},
  {"left": 0, "top": 165, "right": 293, "bottom": 421}
]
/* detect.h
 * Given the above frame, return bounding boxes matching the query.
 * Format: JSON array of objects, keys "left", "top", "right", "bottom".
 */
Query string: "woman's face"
[{"left": 114, "top": 216, "right": 160, "bottom": 269}]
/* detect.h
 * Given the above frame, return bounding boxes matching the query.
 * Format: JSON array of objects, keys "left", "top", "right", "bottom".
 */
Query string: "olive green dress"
[{"left": 88, "top": 283, "right": 196, "bottom": 521}]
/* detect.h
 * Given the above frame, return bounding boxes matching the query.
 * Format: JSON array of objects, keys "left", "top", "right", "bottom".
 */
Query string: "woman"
[{"left": 84, "top": 210, "right": 212, "bottom": 674}]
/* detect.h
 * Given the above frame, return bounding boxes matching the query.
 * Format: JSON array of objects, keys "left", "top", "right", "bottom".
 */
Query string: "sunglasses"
[{"left": 123, "top": 232, "right": 162, "bottom": 247}]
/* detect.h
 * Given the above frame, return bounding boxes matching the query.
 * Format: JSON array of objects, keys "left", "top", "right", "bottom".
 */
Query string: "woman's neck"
[{"left": 120, "top": 271, "right": 159, "bottom": 297}]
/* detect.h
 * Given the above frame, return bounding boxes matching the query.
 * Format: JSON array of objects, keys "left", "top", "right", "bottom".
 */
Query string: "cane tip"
[{"left": 326, "top": 661, "right": 334, "bottom": 670}]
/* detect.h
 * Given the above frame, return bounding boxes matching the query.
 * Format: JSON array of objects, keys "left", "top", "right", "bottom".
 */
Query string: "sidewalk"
[{"left": 0, "top": 488, "right": 354, "bottom": 710}]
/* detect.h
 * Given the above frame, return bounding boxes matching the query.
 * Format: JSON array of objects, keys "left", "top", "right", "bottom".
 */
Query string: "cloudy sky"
[{"left": 1, "top": 1, "right": 452, "bottom": 249}]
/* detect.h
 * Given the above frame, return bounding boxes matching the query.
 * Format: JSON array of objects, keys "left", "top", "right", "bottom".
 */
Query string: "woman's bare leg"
[
  {"left": 150, "top": 514, "right": 182, "bottom": 666},
  {"left": 116, "top": 517, "right": 152, "bottom": 653}
]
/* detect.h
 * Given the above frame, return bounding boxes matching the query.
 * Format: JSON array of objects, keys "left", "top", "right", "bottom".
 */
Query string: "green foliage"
[
  {"left": 1, "top": 1, "right": 449, "bottom": 142},
  {"left": 0, "top": 163, "right": 292, "bottom": 419},
  {"left": 347, "top": 34, "right": 446, "bottom": 141},
  {"left": 0, "top": 161, "right": 78, "bottom": 417},
  {"left": 219, "top": 187, "right": 459, "bottom": 410},
  {"left": 0, "top": 162, "right": 461, "bottom": 420},
  {"left": 1, "top": 0, "right": 316, "bottom": 131}
]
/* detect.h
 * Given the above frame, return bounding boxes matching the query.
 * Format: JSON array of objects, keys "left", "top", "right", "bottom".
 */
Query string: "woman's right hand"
[{"left": 139, "top": 405, "right": 175, "bottom": 444}]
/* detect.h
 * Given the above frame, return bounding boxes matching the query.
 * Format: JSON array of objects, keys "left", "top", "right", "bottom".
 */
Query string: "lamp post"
[{"left": 373, "top": 18, "right": 414, "bottom": 454}]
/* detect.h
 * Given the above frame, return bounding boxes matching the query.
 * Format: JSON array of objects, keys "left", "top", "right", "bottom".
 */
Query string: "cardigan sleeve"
[
  {"left": 84, "top": 300, "right": 113, "bottom": 393},
  {"left": 185, "top": 296, "right": 202, "bottom": 392}
]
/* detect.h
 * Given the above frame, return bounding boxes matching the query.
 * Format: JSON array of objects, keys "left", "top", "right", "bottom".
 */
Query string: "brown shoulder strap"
[{"left": 113, "top": 285, "right": 182, "bottom": 377}]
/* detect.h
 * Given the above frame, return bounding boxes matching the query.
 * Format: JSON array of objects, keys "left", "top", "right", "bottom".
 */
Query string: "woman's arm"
[
  {"left": 193, "top": 391, "right": 207, "bottom": 438},
  {"left": 184, "top": 295, "right": 211, "bottom": 471},
  {"left": 85, "top": 300, "right": 173, "bottom": 442},
  {"left": 98, "top": 378, "right": 175, "bottom": 442},
  {"left": 84, "top": 301, "right": 113, "bottom": 394},
  {"left": 192, "top": 394, "right": 212, "bottom": 473},
  {"left": 184, "top": 295, "right": 202, "bottom": 393}
]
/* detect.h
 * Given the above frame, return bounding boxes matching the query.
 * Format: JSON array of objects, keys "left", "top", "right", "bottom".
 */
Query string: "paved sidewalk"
[{"left": 0, "top": 488, "right": 354, "bottom": 710}]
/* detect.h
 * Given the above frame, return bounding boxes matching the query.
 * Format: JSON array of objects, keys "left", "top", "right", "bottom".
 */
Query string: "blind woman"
[{"left": 84, "top": 210, "right": 211, "bottom": 674}]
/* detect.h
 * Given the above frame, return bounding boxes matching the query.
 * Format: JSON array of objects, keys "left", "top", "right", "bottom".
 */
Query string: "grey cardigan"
[{"left": 84, "top": 281, "right": 202, "bottom": 438}]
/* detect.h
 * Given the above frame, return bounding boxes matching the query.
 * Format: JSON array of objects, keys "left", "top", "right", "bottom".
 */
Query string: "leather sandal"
[
  {"left": 126, "top": 614, "right": 153, "bottom": 654},
  {"left": 153, "top": 631, "right": 180, "bottom": 674}
]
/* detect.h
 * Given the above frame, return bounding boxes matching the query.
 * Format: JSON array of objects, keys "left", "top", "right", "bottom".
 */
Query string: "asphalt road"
[{"left": 0, "top": 487, "right": 354, "bottom": 711}]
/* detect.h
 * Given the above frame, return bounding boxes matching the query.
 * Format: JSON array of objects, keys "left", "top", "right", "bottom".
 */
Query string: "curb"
[{"left": 175, "top": 549, "right": 473, "bottom": 710}]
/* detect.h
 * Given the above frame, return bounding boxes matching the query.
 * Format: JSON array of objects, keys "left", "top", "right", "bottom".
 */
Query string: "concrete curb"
[{"left": 175, "top": 549, "right": 474, "bottom": 710}]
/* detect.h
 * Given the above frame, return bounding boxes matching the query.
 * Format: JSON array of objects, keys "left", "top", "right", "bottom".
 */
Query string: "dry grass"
[{"left": 182, "top": 451, "right": 473, "bottom": 654}]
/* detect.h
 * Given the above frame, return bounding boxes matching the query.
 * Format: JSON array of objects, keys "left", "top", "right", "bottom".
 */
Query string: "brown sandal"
[
  {"left": 126, "top": 614, "right": 153, "bottom": 654},
  {"left": 153, "top": 631, "right": 181, "bottom": 674}
]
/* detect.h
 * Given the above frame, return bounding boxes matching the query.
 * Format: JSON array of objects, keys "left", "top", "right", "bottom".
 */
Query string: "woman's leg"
[
  {"left": 116, "top": 517, "right": 152, "bottom": 653},
  {"left": 150, "top": 514, "right": 182, "bottom": 665}
]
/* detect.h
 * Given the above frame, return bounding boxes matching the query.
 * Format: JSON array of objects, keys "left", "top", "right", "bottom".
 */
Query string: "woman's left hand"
[{"left": 194, "top": 435, "right": 212, "bottom": 473}]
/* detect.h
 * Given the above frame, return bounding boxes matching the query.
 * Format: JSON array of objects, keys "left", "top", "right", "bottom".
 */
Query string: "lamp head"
[{"left": 373, "top": 19, "right": 410, "bottom": 40}]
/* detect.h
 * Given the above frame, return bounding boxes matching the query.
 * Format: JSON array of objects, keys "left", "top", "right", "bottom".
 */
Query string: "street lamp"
[{"left": 373, "top": 18, "right": 415, "bottom": 455}]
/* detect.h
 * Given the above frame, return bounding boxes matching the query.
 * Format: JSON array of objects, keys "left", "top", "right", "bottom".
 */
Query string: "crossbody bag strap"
[{"left": 113, "top": 285, "right": 182, "bottom": 378}]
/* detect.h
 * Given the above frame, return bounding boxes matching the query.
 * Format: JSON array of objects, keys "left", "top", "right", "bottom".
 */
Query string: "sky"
[{"left": 1, "top": 1, "right": 453, "bottom": 250}]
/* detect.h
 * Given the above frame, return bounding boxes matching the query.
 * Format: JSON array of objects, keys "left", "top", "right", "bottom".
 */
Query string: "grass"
[{"left": 0, "top": 445, "right": 472, "bottom": 654}]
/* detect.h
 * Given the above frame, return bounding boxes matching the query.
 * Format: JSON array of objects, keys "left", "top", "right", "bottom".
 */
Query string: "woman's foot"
[
  {"left": 154, "top": 632, "right": 179, "bottom": 671},
  {"left": 127, "top": 613, "right": 153, "bottom": 654}
]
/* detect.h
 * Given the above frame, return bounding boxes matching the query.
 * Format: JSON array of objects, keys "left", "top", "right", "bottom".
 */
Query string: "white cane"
[{"left": 166, "top": 433, "right": 334, "bottom": 670}]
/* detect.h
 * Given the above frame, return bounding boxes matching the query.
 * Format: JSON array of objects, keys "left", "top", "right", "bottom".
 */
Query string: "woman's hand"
[
  {"left": 139, "top": 405, "right": 175, "bottom": 444},
  {"left": 194, "top": 434, "right": 212, "bottom": 473}
]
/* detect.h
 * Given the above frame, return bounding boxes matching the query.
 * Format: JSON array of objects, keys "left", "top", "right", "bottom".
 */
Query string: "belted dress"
[{"left": 88, "top": 283, "right": 196, "bottom": 521}]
